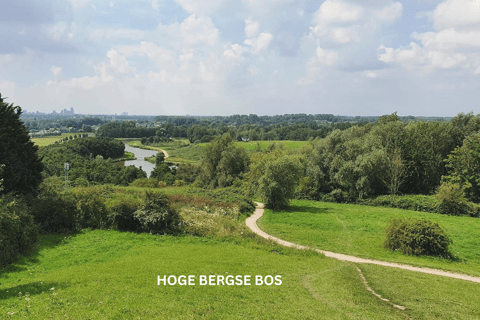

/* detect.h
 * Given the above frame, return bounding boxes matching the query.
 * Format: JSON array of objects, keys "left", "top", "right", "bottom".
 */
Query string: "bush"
[
  {"left": 384, "top": 218, "right": 452, "bottom": 258},
  {"left": 364, "top": 194, "right": 439, "bottom": 213},
  {"left": 132, "top": 192, "right": 180, "bottom": 234},
  {"left": 31, "top": 190, "right": 79, "bottom": 232},
  {"left": 72, "top": 187, "right": 109, "bottom": 229},
  {"left": 436, "top": 182, "right": 470, "bottom": 216},
  {"left": 130, "top": 178, "right": 161, "bottom": 188},
  {"left": 108, "top": 197, "right": 142, "bottom": 232},
  {"left": 321, "top": 189, "right": 349, "bottom": 203},
  {"left": 0, "top": 196, "right": 39, "bottom": 269}
]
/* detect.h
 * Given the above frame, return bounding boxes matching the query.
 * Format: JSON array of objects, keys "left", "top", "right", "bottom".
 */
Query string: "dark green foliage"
[
  {"left": 363, "top": 195, "right": 440, "bottom": 213},
  {"left": 321, "top": 189, "right": 349, "bottom": 203},
  {"left": 443, "top": 133, "right": 480, "bottom": 203},
  {"left": 39, "top": 137, "right": 145, "bottom": 186},
  {"left": 132, "top": 192, "right": 180, "bottom": 234},
  {"left": 155, "top": 152, "right": 165, "bottom": 165},
  {"left": 384, "top": 218, "right": 452, "bottom": 258},
  {"left": 31, "top": 189, "right": 78, "bottom": 232},
  {"left": 150, "top": 163, "right": 175, "bottom": 185},
  {"left": 0, "top": 196, "right": 39, "bottom": 269},
  {"left": 245, "top": 145, "right": 302, "bottom": 209},
  {"left": 73, "top": 187, "right": 109, "bottom": 229},
  {"left": 0, "top": 93, "right": 43, "bottom": 195},
  {"left": 176, "top": 163, "right": 200, "bottom": 183},
  {"left": 108, "top": 197, "right": 142, "bottom": 232},
  {"left": 198, "top": 133, "right": 250, "bottom": 188},
  {"left": 435, "top": 182, "right": 470, "bottom": 216}
]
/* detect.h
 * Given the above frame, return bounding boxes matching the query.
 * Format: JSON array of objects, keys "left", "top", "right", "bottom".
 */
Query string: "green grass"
[
  {"left": 258, "top": 199, "right": 480, "bottom": 277},
  {"left": 2, "top": 230, "right": 480, "bottom": 319},
  {"left": 233, "top": 140, "right": 309, "bottom": 151},
  {"left": 32, "top": 134, "right": 93, "bottom": 147},
  {"left": 0, "top": 231, "right": 394, "bottom": 319}
]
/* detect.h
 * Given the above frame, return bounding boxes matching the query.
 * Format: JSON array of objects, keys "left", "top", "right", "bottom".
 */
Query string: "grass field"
[
  {"left": 2, "top": 230, "right": 480, "bottom": 319},
  {"left": 258, "top": 199, "right": 480, "bottom": 277},
  {"left": 31, "top": 133, "right": 80, "bottom": 147},
  {"left": 233, "top": 140, "right": 309, "bottom": 151}
]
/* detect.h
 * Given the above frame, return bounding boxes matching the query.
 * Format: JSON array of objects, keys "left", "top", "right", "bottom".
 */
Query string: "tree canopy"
[{"left": 0, "top": 93, "right": 43, "bottom": 195}]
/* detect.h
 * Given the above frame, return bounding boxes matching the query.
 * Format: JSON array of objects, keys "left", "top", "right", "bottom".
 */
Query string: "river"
[{"left": 124, "top": 143, "right": 157, "bottom": 178}]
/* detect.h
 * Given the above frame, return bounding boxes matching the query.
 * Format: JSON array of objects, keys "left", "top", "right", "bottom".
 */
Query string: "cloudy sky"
[{"left": 0, "top": 0, "right": 479, "bottom": 116}]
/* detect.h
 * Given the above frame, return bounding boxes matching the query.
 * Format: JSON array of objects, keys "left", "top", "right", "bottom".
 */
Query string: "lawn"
[
  {"left": 234, "top": 140, "right": 309, "bottom": 151},
  {"left": 32, "top": 133, "right": 92, "bottom": 147},
  {"left": 2, "top": 230, "right": 480, "bottom": 319},
  {"left": 0, "top": 231, "right": 397, "bottom": 319},
  {"left": 258, "top": 199, "right": 480, "bottom": 277}
]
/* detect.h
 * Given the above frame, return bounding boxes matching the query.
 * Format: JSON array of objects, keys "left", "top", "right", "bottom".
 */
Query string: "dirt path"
[
  {"left": 246, "top": 202, "right": 480, "bottom": 283},
  {"left": 160, "top": 149, "right": 169, "bottom": 159}
]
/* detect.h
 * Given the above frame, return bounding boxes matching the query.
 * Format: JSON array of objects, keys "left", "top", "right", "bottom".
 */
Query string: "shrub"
[
  {"left": 321, "top": 189, "right": 349, "bottom": 203},
  {"left": 108, "top": 197, "right": 142, "bottom": 232},
  {"left": 132, "top": 192, "right": 180, "bottom": 234},
  {"left": 436, "top": 182, "right": 470, "bottom": 216},
  {"left": 72, "top": 187, "right": 109, "bottom": 229},
  {"left": 173, "top": 180, "right": 185, "bottom": 187},
  {"left": 364, "top": 194, "right": 439, "bottom": 213},
  {"left": 384, "top": 218, "right": 452, "bottom": 258},
  {"left": 131, "top": 178, "right": 160, "bottom": 188},
  {"left": 31, "top": 190, "right": 79, "bottom": 232},
  {"left": 0, "top": 196, "right": 39, "bottom": 269}
]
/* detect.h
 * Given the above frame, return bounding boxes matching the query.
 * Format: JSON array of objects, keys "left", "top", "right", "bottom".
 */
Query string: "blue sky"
[{"left": 0, "top": 0, "right": 479, "bottom": 116}]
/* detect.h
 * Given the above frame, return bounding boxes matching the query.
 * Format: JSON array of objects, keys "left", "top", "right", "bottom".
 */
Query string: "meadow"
[
  {"left": 128, "top": 139, "right": 309, "bottom": 164},
  {"left": 31, "top": 133, "right": 83, "bottom": 147},
  {"left": 2, "top": 229, "right": 480, "bottom": 319},
  {"left": 258, "top": 199, "right": 480, "bottom": 276}
]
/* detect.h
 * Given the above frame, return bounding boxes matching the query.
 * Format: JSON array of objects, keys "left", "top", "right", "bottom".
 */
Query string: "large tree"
[{"left": 0, "top": 93, "right": 43, "bottom": 195}]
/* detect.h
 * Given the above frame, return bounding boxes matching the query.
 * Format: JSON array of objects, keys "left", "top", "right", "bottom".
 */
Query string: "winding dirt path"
[
  {"left": 159, "top": 149, "right": 169, "bottom": 159},
  {"left": 246, "top": 202, "right": 480, "bottom": 284}
]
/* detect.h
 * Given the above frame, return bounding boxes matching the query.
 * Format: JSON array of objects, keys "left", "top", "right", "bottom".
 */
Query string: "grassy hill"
[{"left": 258, "top": 199, "right": 480, "bottom": 276}]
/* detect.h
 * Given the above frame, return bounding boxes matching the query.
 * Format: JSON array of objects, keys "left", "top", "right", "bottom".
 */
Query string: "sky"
[{"left": 0, "top": 0, "right": 479, "bottom": 116}]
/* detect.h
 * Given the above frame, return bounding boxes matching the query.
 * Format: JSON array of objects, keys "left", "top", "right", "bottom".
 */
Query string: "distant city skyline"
[{"left": 1, "top": 0, "right": 480, "bottom": 117}]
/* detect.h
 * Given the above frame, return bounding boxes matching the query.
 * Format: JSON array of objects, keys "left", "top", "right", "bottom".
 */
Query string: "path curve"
[
  {"left": 246, "top": 202, "right": 480, "bottom": 284},
  {"left": 159, "top": 149, "right": 169, "bottom": 159}
]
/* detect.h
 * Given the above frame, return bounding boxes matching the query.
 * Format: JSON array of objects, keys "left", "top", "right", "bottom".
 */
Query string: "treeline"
[
  {"left": 39, "top": 137, "right": 146, "bottom": 186},
  {"left": 22, "top": 117, "right": 107, "bottom": 131},
  {"left": 146, "top": 112, "right": 480, "bottom": 211},
  {"left": 96, "top": 120, "right": 364, "bottom": 142}
]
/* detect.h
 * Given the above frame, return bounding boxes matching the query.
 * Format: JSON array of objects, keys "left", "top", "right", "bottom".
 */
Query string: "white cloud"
[
  {"left": 314, "top": 0, "right": 364, "bottom": 27},
  {"left": 150, "top": 0, "right": 160, "bottom": 10},
  {"left": 244, "top": 32, "right": 274, "bottom": 54},
  {"left": 223, "top": 44, "right": 247, "bottom": 60},
  {"left": 119, "top": 41, "right": 175, "bottom": 69},
  {"left": 174, "top": 0, "right": 227, "bottom": 16},
  {"left": 379, "top": 0, "right": 480, "bottom": 75},
  {"left": 316, "top": 47, "right": 338, "bottom": 66},
  {"left": 374, "top": 2, "right": 402, "bottom": 22},
  {"left": 245, "top": 19, "right": 260, "bottom": 38},
  {"left": 433, "top": 0, "right": 480, "bottom": 29},
  {"left": 50, "top": 66, "right": 62, "bottom": 82},
  {"left": 179, "top": 14, "right": 219, "bottom": 46},
  {"left": 110, "top": 2, "right": 114, "bottom": 7},
  {"left": 413, "top": 29, "right": 480, "bottom": 51},
  {"left": 329, "top": 27, "right": 359, "bottom": 44}
]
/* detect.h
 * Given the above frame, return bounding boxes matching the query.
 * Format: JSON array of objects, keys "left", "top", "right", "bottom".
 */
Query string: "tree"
[
  {"left": 381, "top": 148, "right": 406, "bottom": 195},
  {"left": 443, "top": 133, "right": 480, "bottom": 202},
  {"left": 0, "top": 93, "right": 43, "bottom": 195},
  {"left": 198, "top": 133, "right": 250, "bottom": 188},
  {"left": 155, "top": 152, "right": 165, "bottom": 166},
  {"left": 245, "top": 145, "right": 302, "bottom": 209}
]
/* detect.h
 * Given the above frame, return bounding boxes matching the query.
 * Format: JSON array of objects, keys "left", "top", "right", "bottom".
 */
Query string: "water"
[{"left": 124, "top": 144, "right": 157, "bottom": 178}]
